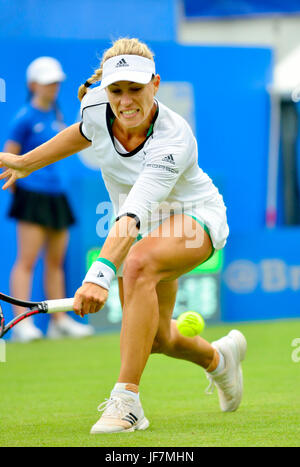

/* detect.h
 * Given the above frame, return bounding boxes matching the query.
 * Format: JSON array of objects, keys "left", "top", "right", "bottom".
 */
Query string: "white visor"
[{"left": 99, "top": 55, "right": 155, "bottom": 90}]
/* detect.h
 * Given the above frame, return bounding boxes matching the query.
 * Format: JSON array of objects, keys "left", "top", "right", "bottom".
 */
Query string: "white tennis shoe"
[
  {"left": 205, "top": 330, "right": 247, "bottom": 412},
  {"left": 12, "top": 318, "right": 43, "bottom": 343},
  {"left": 90, "top": 391, "right": 150, "bottom": 434},
  {"left": 47, "top": 315, "right": 94, "bottom": 339}
]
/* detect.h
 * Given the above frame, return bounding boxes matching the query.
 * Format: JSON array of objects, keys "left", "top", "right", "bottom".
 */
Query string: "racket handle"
[{"left": 45, "top": 298, "right": 74, "bottom": 313}]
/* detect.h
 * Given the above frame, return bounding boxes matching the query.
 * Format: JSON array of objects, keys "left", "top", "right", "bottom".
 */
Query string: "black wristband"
[{"left": 115, "top": 213, "right": 141, "bottom": 230}]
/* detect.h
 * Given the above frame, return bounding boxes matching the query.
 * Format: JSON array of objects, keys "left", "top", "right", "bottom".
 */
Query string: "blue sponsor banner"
[
  {"left": 222, "top": 229, "right": 300, "bottom": 322},
  {"left": 184, "top": 0, "right": 300, "bottom": 18}
]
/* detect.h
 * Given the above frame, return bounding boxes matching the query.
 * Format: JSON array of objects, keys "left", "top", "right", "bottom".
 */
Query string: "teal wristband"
[
  {"left": 97, "top": 257, "right": 117, "bottom": 275},
  {"left": 83, "top": 259, "right": 116, "bottom": 290}
]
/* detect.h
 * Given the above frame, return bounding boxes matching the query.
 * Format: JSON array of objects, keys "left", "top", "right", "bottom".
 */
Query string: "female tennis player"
[
  {"left": 0, "top": 38, "right": 246, "bottom": 433},
  {"left": 3, "top": 57, "right": 94, "bottom": 342}
]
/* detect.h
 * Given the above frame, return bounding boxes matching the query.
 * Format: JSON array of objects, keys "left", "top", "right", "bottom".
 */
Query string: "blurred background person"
[{"left": 3, "top": 56, "right": 94, "bottom": 342}]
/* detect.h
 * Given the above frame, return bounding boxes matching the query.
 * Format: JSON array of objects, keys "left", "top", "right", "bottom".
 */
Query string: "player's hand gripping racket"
[{"left": 0, "top": 292, "right": 74, "bottom": 338}]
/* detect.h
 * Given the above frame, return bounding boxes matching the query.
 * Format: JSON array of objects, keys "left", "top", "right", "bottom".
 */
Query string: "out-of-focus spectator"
[{"left": 4, "top": 57, "right": 94, "bottom": 342}]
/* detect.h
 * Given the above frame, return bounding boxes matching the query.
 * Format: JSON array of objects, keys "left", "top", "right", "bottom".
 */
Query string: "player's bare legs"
[
  {"left": 118, "top": 215, "right": 214, "bottom": 385},
  {"left": 118, "top": 277, "right": 217, "bottom": 373},
  {"left": 91, "top": 215, "right": 246, "bottom": 433},
  {"left": 151, "top": 280, "right": 216, "bottom": 369}
]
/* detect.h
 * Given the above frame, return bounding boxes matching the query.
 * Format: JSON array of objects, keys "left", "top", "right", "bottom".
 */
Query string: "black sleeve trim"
[
  {"left": 79, "top": 121, "right": 92, "bottom": 142},
  {"left": 115, "top": 213, "right": 141, "bottom": 230}
]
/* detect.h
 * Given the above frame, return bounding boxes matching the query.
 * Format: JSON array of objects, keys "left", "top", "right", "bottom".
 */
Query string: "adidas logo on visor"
[{"left": 115, "top": 58, "right": 130, "bottom": 68}]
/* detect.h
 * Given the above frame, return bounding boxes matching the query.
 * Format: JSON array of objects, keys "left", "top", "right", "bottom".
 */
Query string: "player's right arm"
[
  {"left": 1, "top": 141, "right": 22, "bottom": 193},
  {"left": 0, "top": 123, "right": 91, "bottom": 190}
]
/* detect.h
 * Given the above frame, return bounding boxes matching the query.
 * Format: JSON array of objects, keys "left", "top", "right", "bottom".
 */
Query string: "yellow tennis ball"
[{"left": 176, "top": 311, "right": 205, "bottom": 337}]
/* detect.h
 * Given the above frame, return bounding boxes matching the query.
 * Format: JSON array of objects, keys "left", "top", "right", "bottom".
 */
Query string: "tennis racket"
[{"left": 0, "top": 292, "right": 74, "bottom": 338}]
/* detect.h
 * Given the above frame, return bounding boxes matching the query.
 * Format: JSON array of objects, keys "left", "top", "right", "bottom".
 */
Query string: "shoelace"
[
  {"left": 205, "top": 375, "right": 215, "bottom": 395},
  {"left": 97, "top": 396, "right": 133, "bottom": 418},
  {"left": 205, "top": 371, "right": 235, "bottom": 396}
]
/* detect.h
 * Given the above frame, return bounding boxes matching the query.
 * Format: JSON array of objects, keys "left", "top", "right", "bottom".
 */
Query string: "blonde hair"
[{"left": 78, "top": 38, "right": 155, "bottom": 101}]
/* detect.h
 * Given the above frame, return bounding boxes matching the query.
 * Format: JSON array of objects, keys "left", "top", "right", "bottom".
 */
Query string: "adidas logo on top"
[
  {"left": 162, "top": 154, "right": 175, "bottom": 165},
  {"left": 115, "top": 58, "right": 130, "bottom": 68}
]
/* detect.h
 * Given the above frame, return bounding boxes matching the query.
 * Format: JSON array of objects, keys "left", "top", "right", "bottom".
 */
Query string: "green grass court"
[{"left": 1, "top": 319, "right": 300, "bottom": 447}]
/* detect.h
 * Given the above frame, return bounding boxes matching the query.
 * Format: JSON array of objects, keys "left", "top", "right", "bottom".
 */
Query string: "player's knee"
[{"left": 123, "top": 251, "right": 154, "bottom": 284}]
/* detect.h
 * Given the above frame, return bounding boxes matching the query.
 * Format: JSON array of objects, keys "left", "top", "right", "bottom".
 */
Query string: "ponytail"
[{"left": 77, "top": 68, "right": 102, "bottom": 101}]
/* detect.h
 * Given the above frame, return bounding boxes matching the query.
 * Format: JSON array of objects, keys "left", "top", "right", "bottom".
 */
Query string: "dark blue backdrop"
[
  {"left": 0, "top": 0, "right": 177, "bottom": 41},
  {"left": 183, "top": 0, "right": 300, "bottom": 18}
]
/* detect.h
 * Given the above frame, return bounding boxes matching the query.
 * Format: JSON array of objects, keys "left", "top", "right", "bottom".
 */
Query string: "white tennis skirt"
[{"left": 116, "top": 195, "right": 229, "bottom": 277}]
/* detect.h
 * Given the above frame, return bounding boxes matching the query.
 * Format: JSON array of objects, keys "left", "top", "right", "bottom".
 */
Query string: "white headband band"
[{"left": 99, "top": 54, "right": 155, "bottom": 90}]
